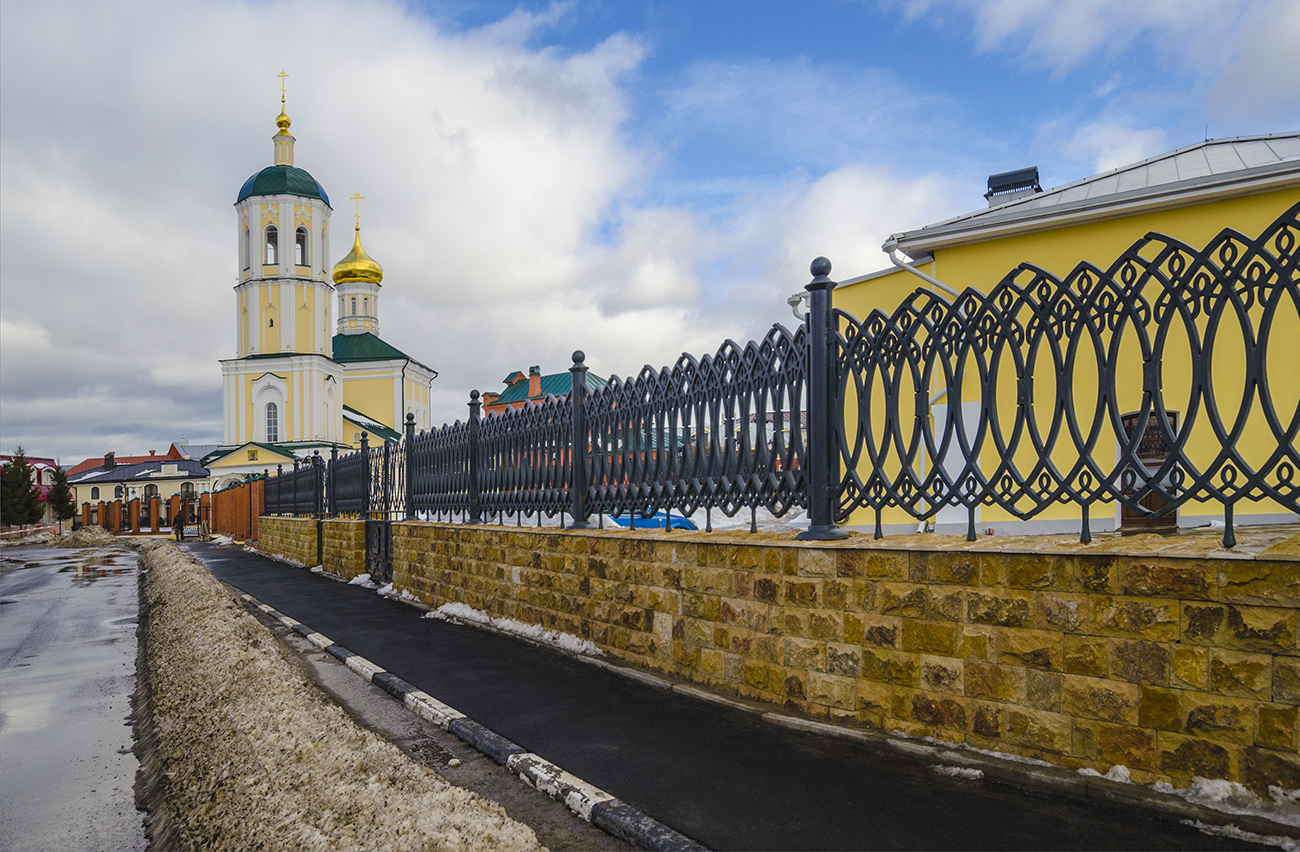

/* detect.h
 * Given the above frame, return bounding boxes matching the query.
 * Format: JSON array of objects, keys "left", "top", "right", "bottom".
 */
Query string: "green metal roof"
[
  {"left": 237, "top": 165, "right": 330, "bottom": 205},
  {"left": 494, "top": 370, "right": 608, "bottom": 405},
  {"left": 332, "top": 332, "right": 410, "bottom": 362}
]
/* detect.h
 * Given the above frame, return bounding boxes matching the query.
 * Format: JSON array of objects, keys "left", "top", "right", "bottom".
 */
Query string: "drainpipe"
[
  {"left": 881, "top": 236, "right": 962, "bottom": 299},
  {"left": 881, "top": 236, "right": 964, "bottom": 531}
]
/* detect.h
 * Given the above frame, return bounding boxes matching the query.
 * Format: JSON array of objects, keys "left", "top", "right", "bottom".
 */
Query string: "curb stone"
[{"left": 235, "top": 592, "right": 708, "bottom": 852}]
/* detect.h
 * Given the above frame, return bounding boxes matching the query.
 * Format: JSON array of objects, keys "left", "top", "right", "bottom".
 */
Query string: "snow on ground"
[
  {"left": 348, "top": 572, "right": 378, "bottom": 588},
  {"left": 932, "top": 765, "right": 983, "bottom": 781},
  {"left": 54, "top": 526, "right": 117, "bottom": 548},
  {"left": 427, "top": 602, "right": 603, "bottom": 657},
  {"left": 1151, "top": 777, "right": 1300, "bottom": 829},
  {"left": 1182, "top": 820, "right": 1299, "bottom": 852},
  {"left": 1079, "top": 765, "right": 1132, "bottom": 782},
  {"left": 135, "top": 539, "right": 540, "bottom": 851},
  {"left": 210, "top": 535, "right": 234, "bottom": 546}
]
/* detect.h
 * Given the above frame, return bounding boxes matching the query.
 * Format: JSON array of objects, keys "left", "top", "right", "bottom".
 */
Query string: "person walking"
[{"left": 173, "top": 509, "right": 185, "bottom": 541}]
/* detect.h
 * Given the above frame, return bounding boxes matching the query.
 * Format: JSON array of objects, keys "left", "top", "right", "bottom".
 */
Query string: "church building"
[{"left": 205, "top": 86, "right": 437, "bottom": 487}]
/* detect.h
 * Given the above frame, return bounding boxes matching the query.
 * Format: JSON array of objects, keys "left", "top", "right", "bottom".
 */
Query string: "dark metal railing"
[{"left": 261, "top": 203, "right": 1299, "bottom": 546}]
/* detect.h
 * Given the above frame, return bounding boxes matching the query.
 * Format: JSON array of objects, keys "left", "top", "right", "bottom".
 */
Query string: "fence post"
[
  {"left": 797, "top": 256, "right": 849, "bottom": 541},
  {"left": 359, "top": 433, "right": 370, "bottom": 519},
  {"left": 313, "top": 451, "right": 323, "bottom": 519},
  {"left": 329, "top": 446, "right": 339, "bottom": 519},
  {"left": 467, "top": 390, "right": 482, "bottom": 524},
  {"left": 567, "top": 350, "right": 594, "bottom": 529},
  {"left": 405, "top": 414, "right": 416, "bottom": 521}
]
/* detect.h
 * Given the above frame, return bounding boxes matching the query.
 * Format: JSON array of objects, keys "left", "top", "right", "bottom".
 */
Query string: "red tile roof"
[{"left": 66, "top": 446, "right": 185, "bottom": 476}]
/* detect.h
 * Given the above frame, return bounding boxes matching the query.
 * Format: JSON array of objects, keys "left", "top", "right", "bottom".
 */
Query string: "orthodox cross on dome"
[
  {"left": 278, "top": 70, "right": 289, "bottom": 105},
  {"left": 350, "top": 192, "right": 365, "bottom": 231}
]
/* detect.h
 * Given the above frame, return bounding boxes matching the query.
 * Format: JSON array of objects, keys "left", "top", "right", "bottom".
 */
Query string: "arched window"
[
  {"left": 363, "top": 296, "right": 369, "bottom": 316},
  {"left": 295, "top": 227, "right": 308, "bottom": 266},
  {"left": 266, "top": 402, "right": 279, "bottom": 443},
  {"left": 243, "top": 228, "right": 250, "bottom": 270},
  {"left": 268, "top": 317, "right": 274, "bottom": 327},
  {"left": 351, "top": 297, "right": 357, "bottom": 316},
  {"left": 144, "top": 484, "right": 158, "bottom": 499},
  {"left": 91, "top": 486, "right": 100, "bottom": 500},
  {"left": 181, "top": 482, "right": 195, "bottom": 496},
  {"left": 114, "top": 485, "right": 124, "bottom": 499},
  {"left": 265, "top": 226, "right": 278, "bottom": 265}
]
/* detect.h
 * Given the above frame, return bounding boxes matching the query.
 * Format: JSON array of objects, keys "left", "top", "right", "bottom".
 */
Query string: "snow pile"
[
  {"left": 136, "top": 539, "right": 540, "bottom": 851},
  {"left": 1182, "top": 821, "right": 1299, "bottom": 852},
  {"left": 932, "top": 765, "right": 983, "bottom": 781},
  {"left": 259, "top": 550, "right": 305, "bottom": 569},
  {"left": 210, "top": 535, "right": 234, "bottom": 546},
  {"left": 348, "top": 573, "right": 378, "bottom": 588},
  {"left": 1150, "top": 777, "right": 1300, "bottom": 829},
  {"left": 0, "top": 530, "right": 55, "bottom": 547},
  {"left": 1079, "top": 765, "right": 1132, "bottom": 782},
  {"left": 57, "top": 526, "right": 118, "bottom": 548},
  {"left": 310, "top": 566, "right": 324, "bottom": 574},
  {"left": 377, "top": 583, "right": 422, "bottom": 603},
  {"left": 426, "top": 602, "right": 603, "bottom": 657}
]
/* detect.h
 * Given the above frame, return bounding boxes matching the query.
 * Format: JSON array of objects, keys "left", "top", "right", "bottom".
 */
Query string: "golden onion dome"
[
  {"left": 275, "top": 106, "right": 292, "bottom": 134},
  {"left": 332, "top": 227, "right": 384, "bottom": 284}
]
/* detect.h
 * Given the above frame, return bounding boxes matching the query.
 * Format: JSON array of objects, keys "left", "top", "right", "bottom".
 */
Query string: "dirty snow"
[
  {"left": 1079, "top": 765, "right": 1132, "bottom": 783},
  {"left": 1150, "top": 777, "right": 1300, "bottom": 829},
  {"left": 427, "top": 603, "right": 603, "bottom": 657},
  {"left": 348, "top": 572, "right": 378, "bottom": 588},
  {"left": 135, "top": 539, "right": 541, "bottom": 851},
  {"left": 211, "top": 535, "right": 234, "bottom": 546},
  {"left": 56, "top": 526, "right": 118, "bottom": 548},
  {"left": 1182, "top": 820, "right": 1299, "bottom": 852},
  {"left": 377, "top": 583, "right": 422, "bottom": 603},
  {"left": 932, "top": 765, "right": 984, "bottom": 781}
]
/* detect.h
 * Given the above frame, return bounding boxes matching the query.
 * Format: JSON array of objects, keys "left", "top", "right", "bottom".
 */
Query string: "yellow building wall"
[{"left": 834, "top": 190, "right": 1300, "bottom": 530}]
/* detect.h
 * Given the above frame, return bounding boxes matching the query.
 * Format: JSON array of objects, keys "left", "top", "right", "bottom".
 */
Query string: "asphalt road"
[
  {"left": 0, "top": 546, "right": 146, "bottom": 852},
  {"left": 183, "top": 541, "right": 1272, "bottom": 852}
]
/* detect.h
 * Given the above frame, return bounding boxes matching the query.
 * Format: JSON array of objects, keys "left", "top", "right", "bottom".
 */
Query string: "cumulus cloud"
[
  {"left": 0, "top": 0, "right": 967, "bottom": 459},
  {"left": 1062, "top": 124, "right": 1169, "bottom": 173}
]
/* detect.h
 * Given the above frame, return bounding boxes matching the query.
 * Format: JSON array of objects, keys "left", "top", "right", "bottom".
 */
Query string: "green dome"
[{"left": 236, "top": 165, "right": 330, "bottom": 206}]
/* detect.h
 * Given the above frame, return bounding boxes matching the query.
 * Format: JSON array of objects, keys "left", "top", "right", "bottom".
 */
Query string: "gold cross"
[
  {"left": 350, "top": 192, "right": 364, "bottom": 228},
  {"left": 278, "top": 70, "right": 289, "bottom": 104}
]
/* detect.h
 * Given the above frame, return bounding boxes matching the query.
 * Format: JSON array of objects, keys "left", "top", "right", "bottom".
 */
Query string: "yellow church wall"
[
  {"left": 343, "top": 374, "right": 397, "bottom": 430},
  {"left": 834, "top": 190, "right": 1299, "bottom": 531}
]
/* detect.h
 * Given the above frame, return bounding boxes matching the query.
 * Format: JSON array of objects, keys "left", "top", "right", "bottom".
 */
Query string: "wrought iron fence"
[
  {"left": 263, "top": 456, "right": 323, "bottom": 517},
  {"left": 261, "top": 203, "right": 1299, "bottom": 546}
]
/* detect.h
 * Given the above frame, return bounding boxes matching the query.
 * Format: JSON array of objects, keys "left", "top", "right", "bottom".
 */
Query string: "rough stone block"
[
  {"left": 965, "top": 661, "right": 1026, "bottom": 703},
  {"left": 1039, "top": 593, "right": 1085, "bottom": 633},
  {"left": 1220, "top": 561, "right": 1300, "bottom": 608},
  {"left": 1008, "top": 554, "right": 1069, "bottom": 590},
  {"left": 1073, "top": 719, "right": 1099, "bottom": 760},
  {"left": 860, "top": 550, "right": 908, "bottom": 580},
  {"left": 901, "top": 619, "right": 957, "bottom": 655},
  {"left": 1002, "top": 706, "right": 1073, "bottom": 754},
  {"left": 822, "top": 579, "right": 851, "bottom": 611},
  {"left": 798, "top": 549, "right": 836, "bottom": 578},
  {"left": 784, "top": 580, "right": 819, "bottom": 607},
  {"left": 972, "top": 702, "right": 1002, "bottom": 738},
  {"left": 926, "top": 551, "right": 979, "bottom": 585},
  {"left": 861, "top": 649, "right": 919, "bottom": 687},
  {"left": 826, "top": 643, "right": 862, "bottom": 677},
  {"left": 1206, "top": 650, "right": 1273, "bottom": 700},
  {"left": 861, "top": 616, "right": 901, "bottom": 649},
  {"left": 844, "top": 613, "right": 864, "bottom": 645},
  {"left": 1026, "top": 669, "right": 1062, "bottom": 711},
  {"left": 1063, "top": 635, "right": 1108, "bottom": 678},
  {"left": 1183, "top": 695, "right": 1256, "bottom": 745},
  {"left": 919, "top": 655, "right": 963, "bottom": 694},
  {"left": 1099, "top": 724, "right": 1156, "bottom": 771},
  {"left": 1138, "top": 685, "right": 1183, "bottom": 732},
  {"left": 926, "top": 586, "right": 965, "bottom": 622},
  {"left": 1158, "top": 732, "right": 1235, "bottom": 783},
  {"left": 808, "top": 609, "right": 843, "bottom": 642},
  {"left": 1061, "top": 675, "right": 1140, "bottom": 724},
  {"left": 857, "top": 679, "right": 891, "bottom": 720},
  {"left": 1120, "top": 559, "right": 1213, "bottom": 600},
  {"left": 1240, "top": 747, "right": 1300, "bottom": 797},
  {"left": 1256, "top": 704, "right": 1297, "bottom": 751},
  {"left": 835, "top": 550, "right": 864, "bottom": 578},
  {"left": 754, "top": 576, "right": 780, "bottom": 603},
  {"left": 876, "top": 583, "right": 926, "bottom": 618},
  {"left": 1109, "top": 639, "right": 1171, "bottom": 685},
  {"left": 1075, "top": 555, "right": 1118, "bottom": 593},
  {"left": 1171, "top": 646, "right": 1207, "bottom": 689},
  {"left": 1089, "top": 595, "right": 1178, "bottom": 641},
  {"left": 997, "top": 627, "right": 1062, "bottom": 671},
  {"left": 808, "top": 672, "right": 857, "bottom": 710},
  {"left": 1275, "top": 657, "right": 1300, "bottom": 706},
  {"left": 783, "top": 637, "right": 826, "bottom": 671},
  {"left": 967, "top": 590, "right": 1034, "bottom": 628},
  {"left": 957, "top": 628, "right": 993, "bottom": 661},
  {"left": 909, "top": 691, "right": 968, "bottom": 731}
]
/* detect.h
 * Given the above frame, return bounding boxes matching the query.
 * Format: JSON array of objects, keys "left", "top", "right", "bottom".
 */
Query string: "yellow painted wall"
[{"left": 834, "top": 191, "right": 1300, "bottom": 530}]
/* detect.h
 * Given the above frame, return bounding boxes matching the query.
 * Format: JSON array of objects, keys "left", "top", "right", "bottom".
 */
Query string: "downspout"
[{"left": 882, "top": 235, "right": 959, "bottom": 530}]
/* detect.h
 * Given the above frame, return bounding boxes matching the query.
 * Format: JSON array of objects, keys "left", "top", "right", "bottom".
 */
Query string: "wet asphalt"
[
  {"left": 0, "top": 547, "right": 146, "bottom": 852},
  {"left": 182, "top": 541, "right": 1270, "bottom": 852}
]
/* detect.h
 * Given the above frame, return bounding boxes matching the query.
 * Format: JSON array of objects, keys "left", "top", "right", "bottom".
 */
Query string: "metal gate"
[{"left": 365, "top": 519, "right": 392, "bottom": 584}]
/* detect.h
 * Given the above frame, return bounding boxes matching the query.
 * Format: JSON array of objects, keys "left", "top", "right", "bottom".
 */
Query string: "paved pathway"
[{"left": 182, "top": 542, "right": 1267, "bottom": 851}]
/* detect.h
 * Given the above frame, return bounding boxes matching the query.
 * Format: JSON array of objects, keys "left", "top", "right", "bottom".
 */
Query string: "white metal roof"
[{"left": 891, "top": 132, "right": 1300, "bottom": 254}]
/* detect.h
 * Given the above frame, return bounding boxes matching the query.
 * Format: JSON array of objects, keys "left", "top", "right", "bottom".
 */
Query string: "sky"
[{"left": 1, "top": 0, "right": 1297, "bottom": 465}]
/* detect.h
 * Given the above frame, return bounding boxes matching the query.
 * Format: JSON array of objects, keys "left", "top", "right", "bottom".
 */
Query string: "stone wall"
[
  {"left": 258, "top": 517, "right": 318, "bottom": 567},
  {"left": 258, "top": 518, "right": 1299, "bottom": 793},
  {"left": 322, "top": 519, "right": 365, "bottom": 580}
]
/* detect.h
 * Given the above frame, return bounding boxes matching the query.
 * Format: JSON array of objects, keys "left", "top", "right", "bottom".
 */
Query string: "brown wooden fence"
[{"left": 209, "top": 478, "right": 263, "bottom": 543}]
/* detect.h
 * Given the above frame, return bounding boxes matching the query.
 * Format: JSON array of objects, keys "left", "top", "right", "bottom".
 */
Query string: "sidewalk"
[{"left": 181, "top": 542, "right": 1272, "bottom": 851}]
